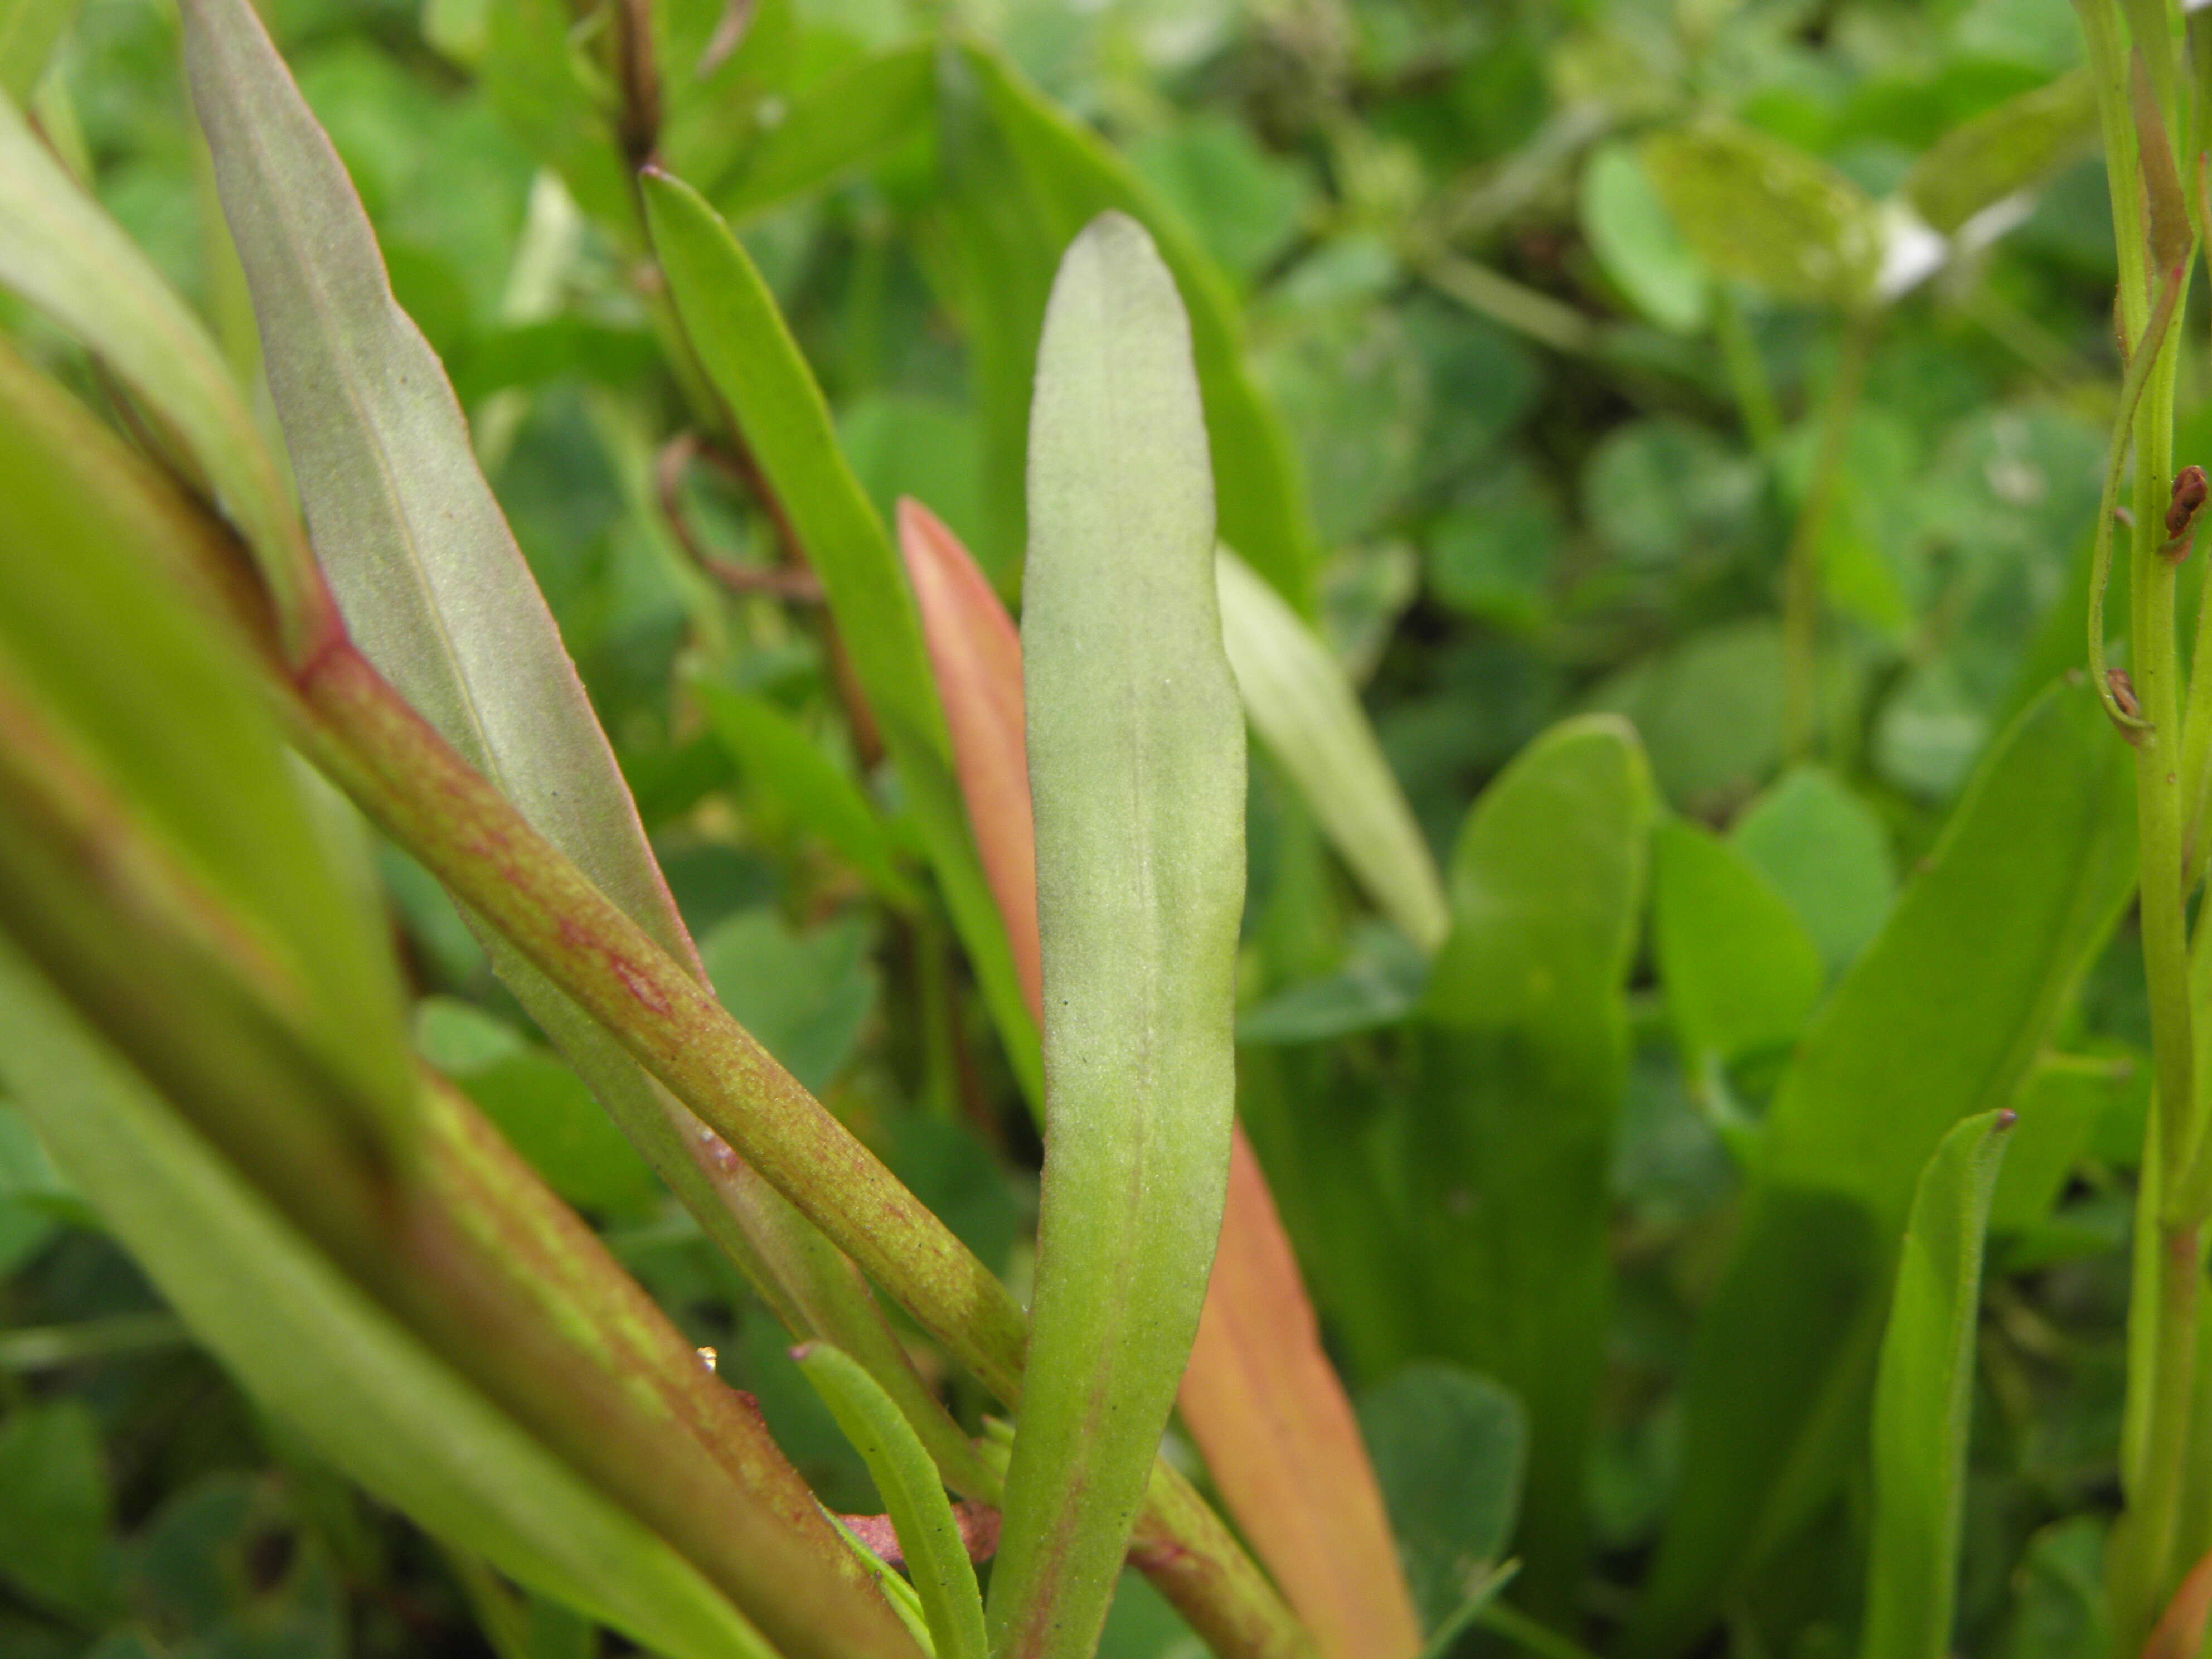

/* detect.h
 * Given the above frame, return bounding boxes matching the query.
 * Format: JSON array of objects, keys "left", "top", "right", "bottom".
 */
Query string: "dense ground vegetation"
[{"left": 0, "top": 2, "right": 2180, "bottom": 1658}]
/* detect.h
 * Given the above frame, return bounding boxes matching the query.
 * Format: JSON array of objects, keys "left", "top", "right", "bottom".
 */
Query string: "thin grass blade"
[{"left": 1860, "top": 1109, "right": 2016, "bottom": 1659}]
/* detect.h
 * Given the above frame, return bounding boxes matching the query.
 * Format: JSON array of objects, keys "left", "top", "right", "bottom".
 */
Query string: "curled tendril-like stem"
[{"left": 2089, "top": 260, "right": 2187, "bottom": 737}]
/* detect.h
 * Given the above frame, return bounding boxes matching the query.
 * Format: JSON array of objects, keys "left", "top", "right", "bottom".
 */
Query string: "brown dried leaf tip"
[{"left": 2165, "top": 465, "right": 2209, "bottom": 560}]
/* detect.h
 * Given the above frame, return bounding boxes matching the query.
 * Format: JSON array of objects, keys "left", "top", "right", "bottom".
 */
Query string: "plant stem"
[
  {"left": 1781, "top": 307, "right": 1876, "bottom": 763},
  {"left": 2116, "top": 280, "right": 2204, "bottom": 1654},
  {"left": 1714, "top": 287, "right": 1780, "bottom": 455},
  {"left": 282, "top": 641, "right": 1312, "bottom": 1659}
]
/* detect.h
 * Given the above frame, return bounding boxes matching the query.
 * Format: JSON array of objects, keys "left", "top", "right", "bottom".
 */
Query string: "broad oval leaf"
[
  {"left": 986, "top": 212, "right": 1244, "bottom": 1659},
  {"left": 1861, "top": 1109, "right": 2016, "bottom": 1659},
  {"left": 1641, "top": 122, "right": 1883, "bottom": 309},
  {"left": 1580, "top": 142, "right": 1710, "bottom": 333}
]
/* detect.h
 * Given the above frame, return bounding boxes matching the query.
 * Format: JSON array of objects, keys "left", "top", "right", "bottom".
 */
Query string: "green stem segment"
[
  {"left": 1781, "top": 308, "right": 1876, "bottom": 763},
  {"left": 282, "top": 641, "right": 1308, "bottom": 1659}
]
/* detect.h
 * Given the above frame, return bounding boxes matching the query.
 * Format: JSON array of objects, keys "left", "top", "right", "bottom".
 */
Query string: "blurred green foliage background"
[{"left": 0, "top": 1, "right": 2166, "bottom": 1656}]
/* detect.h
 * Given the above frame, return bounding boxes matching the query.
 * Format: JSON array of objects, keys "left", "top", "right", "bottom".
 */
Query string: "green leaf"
[
  {"left": 0, "top": 1401, "right": 111, "bottom": 1617},
  {"left": 0, "top": 0, "right": 72, "bottom": 101},
  {"left": 1580, "top": 142, "right": 1709, "bottom": 333},
  {"left": 1900, "top": 69, "right": 2098, "bottom": 236},
  {"left": 641, "top": 164, "right": 1043, "bottom": 1112},
  {"left": 1359, "top": 1365, "right": 1529, "bottom": 1632},
  {"left": 939, "top": 42, "right": 1322, "bottom": 613},
  {"left": 1217, "top": 546, "right": 1449, "bottom": 954},
  {"left": 717, "top": 43, "right": 935, "bottom": 222},
  {"left": 181, "top": 0, "right": 964, "bottom": 1490},
  {"left": 0, "top": 92, "right": 321, "bottom": 645},
  {"left": 795, "top": 1342, "right": 989, "bottom": 1659},
  {"left": 1861, "top": 1109, "right": 2016, "bottom": 1659},
  {"left": 987, "top": 213, "right": 1245, "bottom": 1659},
  {"left": 1640, "top": 122, "right": 1883, "bottom": 309},
  {"left": 1651, "top": 817, "right": 1823, "bottom": 1076},
  {"left": 1588, "top": 621, "right": 1783, "bottom": 811},
  {"left": 700, "top": 908, "right": 879, "bottom": 1097},
  {"left": 1410, "top": 716, "right": 1652, "bottom": 1611},
  {"left": 478, "top": 0, "right": 632, "bottom": 233},
  {"left": 692, "top": 680, "right": 923, "bottom": 911},
  {"left": 1729, "top": 766, "right": 1896, "bottom": 981},
  {"left": 0, "top": 941, "right": 775, "bottom": 1659},
  {"left": 1629, "top": 682, "right": 2136, "bottom": 1659}
]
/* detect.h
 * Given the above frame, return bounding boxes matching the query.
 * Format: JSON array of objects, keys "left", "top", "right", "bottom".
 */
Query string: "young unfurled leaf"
[
  {"left": 898, "top": 499, "right": 1418, "bottom": 1659},
  {"left": 1631, "top": 683, "right": 2135, "bottom": 1659},
  {"left": 1216, "top": 546, "right": 1449, "bottom": 955},
  {"left": 795, "top": 1342, "right": 989, "bottom": 1659},
  {"left": 1861, "top": 1110, "right": 2015, "bottom": 1659},
  {"left": 1640, "top": 122, "right": 1883, "bottom": 309},
  {"left": 897, "top": 497, "right": 1042, "bottom": 1010},
  {"left": 986, "top": 212, "right": 1244, "bottom": 1659},
  {"left": 1410, "top": 716, "right": 1651, "bottom": 1613}
]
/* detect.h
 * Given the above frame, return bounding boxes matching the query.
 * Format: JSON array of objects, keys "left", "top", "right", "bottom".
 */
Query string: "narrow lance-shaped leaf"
[
  {"left": 0, "top": 91, "right": 328, "bottom": 651},
  {"left": 899, "top": 499, "right": 1417, "bottom": 1659},
  {"left": 795, "top": 1342, "right": 990, "bottom": 1659},
  {"left": 641, "top": 166, "right": 1044, "bottom": 1110},
  {"left": 1410, "top": 716, "right": 1652, "bottom": 1616},
  {"left": 1216, "top": 546, "right": 1448, "bottom": 955},
  {"left": 1630, "top": 682, "right": 2136, "bottom": 1659},
  {"left": 718, "top": 42, "right": 936, "bottom": 224},
  {"left": 180, "top": 0, "right": 982, "bottom": 1510},
  {"left": 1861, "top": 1109, "right": 2016, "bottom": 1659},
  {"left": 987, "top": 212, "right": 1245, "bottom": 1659}
]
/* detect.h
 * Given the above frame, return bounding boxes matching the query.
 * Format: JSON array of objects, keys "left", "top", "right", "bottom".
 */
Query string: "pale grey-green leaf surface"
[
  {"left": 1216, "top": 546, "right": 1448, "bottom": 955},
  {"left": 987, "top": 212, "right": 1245, "bottom": 1659},
  {"left": 1861, "top": 1109, "right": 2015, "bottom": 1659},
  {"left": 180, "top": 0, "right": 978, "bottom": 1506}
]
